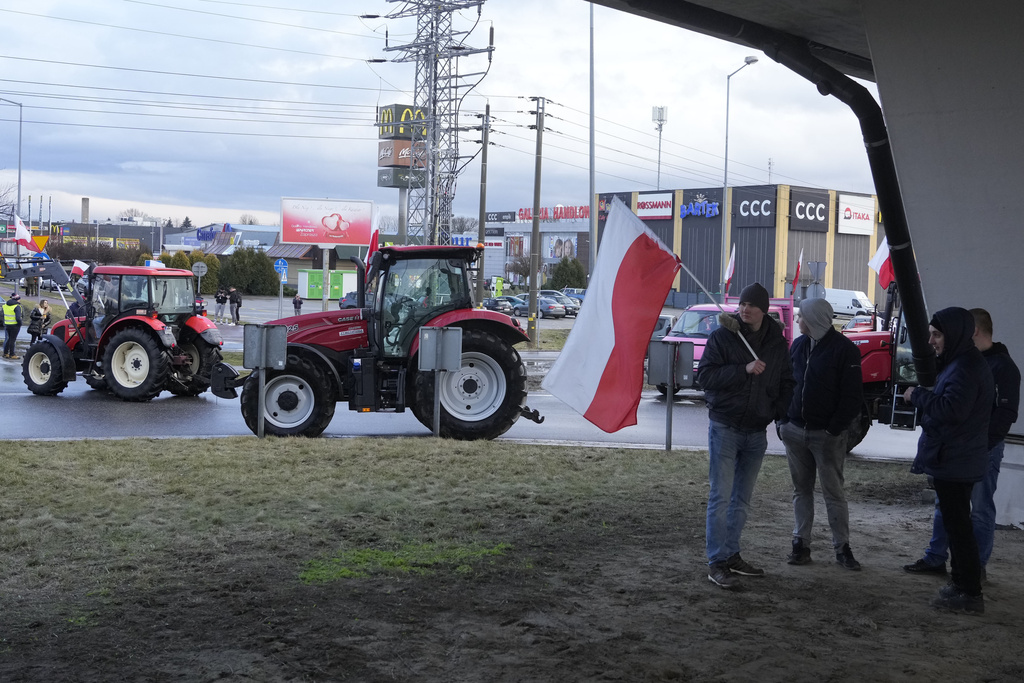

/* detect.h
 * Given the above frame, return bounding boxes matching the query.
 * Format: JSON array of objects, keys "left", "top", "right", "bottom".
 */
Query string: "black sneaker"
[
  {"left": 726, "top": 553, "right": 765, "bottom": 577},
  {"left": 788, "top": 538, "right": 812, "bottom": 565},
  {"left": 708, "top": 562, "right": 739, "bottom": 589},
  {"left": 903, "top": 558, "right": 947, "bottom": 575},
  {"left": 836, "top": 544, "right": 861, "bottom": 571},
  {"left": 939, "top": 581, "right": 959, "bottom": 599},
  {"left": 930, "top": 587, "right": 984, "bottom": 614}
]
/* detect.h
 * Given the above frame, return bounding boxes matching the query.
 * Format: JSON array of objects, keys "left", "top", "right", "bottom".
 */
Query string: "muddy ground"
[{"left": 2, "top": 459, "right": 1022, "bottom": 682}]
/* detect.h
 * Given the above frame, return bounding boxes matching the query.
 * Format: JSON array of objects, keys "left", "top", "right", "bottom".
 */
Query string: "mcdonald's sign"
[{"left": 377, "top": 103, "right": 428, "bottom": 140}]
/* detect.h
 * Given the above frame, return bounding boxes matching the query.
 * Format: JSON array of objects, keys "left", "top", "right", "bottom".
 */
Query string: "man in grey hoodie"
[{"left": 781, "top": 297, "right": 864, "bottom": 569}]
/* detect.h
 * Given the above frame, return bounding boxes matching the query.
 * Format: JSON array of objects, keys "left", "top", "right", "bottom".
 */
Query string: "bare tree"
[
  {"left": 451, "top": 216, "right": 479, "bottom": 234},
  {"left": 239, "top": 213, "right": 260, "bottom": 225},
  {"left": 122, "top": 207, "right": 149, "bottom": 218},
  {"left": 378, "top": 214, "right": 399, "bottom": 234},
  {"left": 0, "top": 181, "right": 16, "bottom": 220}
]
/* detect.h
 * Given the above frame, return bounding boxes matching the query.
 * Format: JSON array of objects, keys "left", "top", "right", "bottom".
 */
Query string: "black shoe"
[
  {"left": 931, "top": 587, "right": 984, "bottom": 614},
  {"left": 708, "top": 562, "right": 740, "bottom": 590},
  {"left": 903, "top": 558, "right": 947, "bottom": 575},
  {"left": 726, "top": 553, "right": 765, "bottom": 577},
  {"left": 980, "top": 565, "right": 987, "bottom": 584},
  {"left": 788, "top": 538, "right": 812, "bottom": 565},
  {"left": 836, "top": 544, "right": 861, "bottom": 571}
]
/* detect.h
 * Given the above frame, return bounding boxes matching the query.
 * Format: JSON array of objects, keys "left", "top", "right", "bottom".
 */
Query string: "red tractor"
[
  {"left": 14, "top": 259, "right": 223, "bottom": 401},
  {"left": 211, "top": 245, "right": 540, "bottom": 440}
]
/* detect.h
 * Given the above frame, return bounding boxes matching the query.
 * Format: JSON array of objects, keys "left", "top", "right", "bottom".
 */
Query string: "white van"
[{"left": 824, "top": 288, "right": 874, "bottom": 316}]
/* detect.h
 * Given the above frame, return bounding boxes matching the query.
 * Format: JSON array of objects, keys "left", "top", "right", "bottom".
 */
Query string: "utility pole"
[
  {"left": 528, "top": 97, "right": 545, "bottom": 348},
  {"left": 475, "top": 103, "right": 490, "bottom": 306}
]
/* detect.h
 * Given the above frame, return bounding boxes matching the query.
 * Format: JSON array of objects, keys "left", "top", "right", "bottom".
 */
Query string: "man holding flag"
[{"left": 698, "top": 282, "right": 795, "bottom": 589}]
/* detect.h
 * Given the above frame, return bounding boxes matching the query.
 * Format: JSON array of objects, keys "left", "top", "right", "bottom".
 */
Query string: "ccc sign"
[
  {"left": 794, "top": 201, "right": 826, "bottom": 221},
  {"left": 739, "top": 199, "right": 772, "bottom": 217}
]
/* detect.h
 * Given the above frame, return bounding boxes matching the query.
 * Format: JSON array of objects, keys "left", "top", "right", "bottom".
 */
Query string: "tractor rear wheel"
[
  {"left": 168, "top": 338, "right": 223, "bottom": 396},
  {"left": 102, "top": 328, "right": 170, "bottom": 401},
  {"left": 411, "top": 328, "right": 527, "bottom": 440},
  {"left": 240, "top": 354, "right": 335, "bottom": 437},
  {"left": 22, "top": 341, "right": 69, "bottom": 396}
]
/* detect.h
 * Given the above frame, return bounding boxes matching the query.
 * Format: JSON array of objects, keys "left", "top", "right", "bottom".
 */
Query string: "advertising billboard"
[
  {"left": 280, "top": 198, "right": 373, "bottom": 246},
  {"left": 636, "top": 192, "right": 674, "bottom": 220},
  {"left": 789, "top": 188, "right": 830, "bottom": 232},
  {"left": 837, "top": 193, "right": 875, "bottom": 235}
]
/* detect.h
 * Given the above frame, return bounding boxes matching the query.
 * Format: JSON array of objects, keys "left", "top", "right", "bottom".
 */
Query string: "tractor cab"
[{"left": 367, "top": 245, "right": 478, "bottom": 358}]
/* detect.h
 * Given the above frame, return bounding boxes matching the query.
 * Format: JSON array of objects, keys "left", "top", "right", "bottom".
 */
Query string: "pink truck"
[{"left": 659, "top": 296, "right": 796, "bottom": 395}]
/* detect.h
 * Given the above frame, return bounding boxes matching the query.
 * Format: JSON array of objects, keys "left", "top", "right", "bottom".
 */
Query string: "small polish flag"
[
  {"left": 723, "top": 244, "right": 736, "bottom": 296},
  {"left": 13, "top": 214, "right": 41, "bottom": 253},
  {"left": 71, "top": 260, "right": 89, "bottom": 277},
  {"left": 793, "top": 247, "right": 804, "bottom": 292},
  {"left": 868, "top": 237, "right": 894, "bottom": 289},
  {"left": 542, "top": 197, "right": 680, "bottom": 432}
]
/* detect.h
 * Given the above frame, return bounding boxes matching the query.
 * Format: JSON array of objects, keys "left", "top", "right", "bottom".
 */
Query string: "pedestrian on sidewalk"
[
  {"left": 28, "top": 299, "right": 53, "bottom": 345},
  {"left": 4, "top": 292, "right": 24, "bottom": 359},
  {"left": 780, "top": 297, "right": 864, "bottom": 570},
  {"left": 229, "top": 287, "right": 242, "bottom": 325},
  {"left": 214, "top": 287, "right": 228, "bottom": 323},
  {"left": 292, "top": 293, "right": 303, "bottom": 315}
]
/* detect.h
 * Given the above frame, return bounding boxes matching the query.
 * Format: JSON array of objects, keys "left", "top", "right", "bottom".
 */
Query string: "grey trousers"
[{"left": 781, "top": 421, "right": 850, "bottom": 549}]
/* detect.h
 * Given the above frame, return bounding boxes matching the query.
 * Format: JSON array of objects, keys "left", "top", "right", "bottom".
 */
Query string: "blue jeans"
[
  {"left": 706, "top": 420, "right": 768, "bottom": 565},
  {"left": 924, "top": 442, "right": 1004, "bottom": 567}
]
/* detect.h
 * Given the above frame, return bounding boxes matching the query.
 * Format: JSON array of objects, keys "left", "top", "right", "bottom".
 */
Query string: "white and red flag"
[
  {"left": 13, "top": 214, "right": 41, "bottom": 253},
  {"left": 868, "top": 237, "right": 895, "bottom": 289},
  {"left": 793, "top": 247, "right": 804, "bottom": 292},
  {"left": 723, "top": 243, "right": 736, "bottom": 295},
  {"left": 71, "top": 260, "right": 89, "bottom": 277},
  {"left": 542, "top": 197, "right": 680, "bottom": 432}
]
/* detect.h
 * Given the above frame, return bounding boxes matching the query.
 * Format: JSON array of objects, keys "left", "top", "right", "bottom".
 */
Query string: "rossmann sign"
[{"left": 636, "top": 193, "right": 673, "bottom": 220}]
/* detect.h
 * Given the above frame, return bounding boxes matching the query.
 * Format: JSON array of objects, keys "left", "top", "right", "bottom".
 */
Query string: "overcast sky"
[{"left": 0, "top": 0, "right": 877, "bottom": 228}]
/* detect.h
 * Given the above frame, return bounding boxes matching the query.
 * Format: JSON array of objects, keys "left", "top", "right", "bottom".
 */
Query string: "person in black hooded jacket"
[{"left": 904, "top": 306, "right": 994, "bottom": 613}]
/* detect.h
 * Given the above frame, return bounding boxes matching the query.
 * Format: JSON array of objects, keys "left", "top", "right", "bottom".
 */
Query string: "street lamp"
[
  {"left": 652, "top": 106, "right": 668, "bottom": 190},
  {"left": 0, "top": 97, "right": 22, "bottom": 220},
  {"left": 721, "top": 56, "right": 758, "bottom": 297}
]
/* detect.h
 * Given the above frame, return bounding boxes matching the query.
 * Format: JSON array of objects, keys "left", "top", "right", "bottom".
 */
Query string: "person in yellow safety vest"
[{"left": 3, "top": 292, "right": 24, "bottom": 360}]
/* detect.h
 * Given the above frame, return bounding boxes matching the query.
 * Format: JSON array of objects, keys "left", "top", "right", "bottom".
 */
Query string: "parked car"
[
  {"left": 537, "top": 297, "right": 566, "bottom": 318},
  {"left": 561, "top": 287, "right": 586, "bottom": 302},
  {"left": 338, "top": 291, "right": 360, "bottom": 309},
  {"left": 482, "top": 297, "right": 513, "bottom": 315},
  {"left": 650, "top": 313, "right": 677, "bottom": 342},
  {"left": 494, "top": 295, "right": 529, "bottom": 316},
  {"left": 540, "top": 290, "right": 580, "bottom": 316}
]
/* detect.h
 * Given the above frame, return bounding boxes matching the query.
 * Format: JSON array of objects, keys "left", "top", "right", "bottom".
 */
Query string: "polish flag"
[
  {"left": 868, "top": 237, "right": 895, "bottom": 289},
  {"left": 71, "top": 260, "right": 89, "bottom": 277},
  {"left": 13, "top": 214, "right": 41, "bottom": 253},
  {"left": 793, "top": 247, "right": 804, "bottom": 292},
  {"left": 542, "top": 197, "right": 680, "bottom": 432},
  {"left": 723, "top": 244, "right": 736, "bottom": 296}
]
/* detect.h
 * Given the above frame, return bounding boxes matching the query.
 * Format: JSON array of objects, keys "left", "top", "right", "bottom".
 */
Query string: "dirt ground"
[{"left": 2, "top": 457, "right": 1023, "bottom": 682}]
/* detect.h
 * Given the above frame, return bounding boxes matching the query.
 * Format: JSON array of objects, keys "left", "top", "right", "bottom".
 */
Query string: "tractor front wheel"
[
  {"left": 240, "top": 354, "right": 335, "bottom": 437},
  {"left": 102, "top": 328, "right": 170, "bottom": 401},
  {"left": 22, "top": 341, "right": 69, "bottom": 396}
]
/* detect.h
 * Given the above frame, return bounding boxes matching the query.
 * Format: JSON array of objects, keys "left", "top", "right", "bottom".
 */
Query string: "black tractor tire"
[
  {"left": 240, "top": 353, "right": 335, "bottom": 437},
  {"left": 846, "top": 404, "right": 872, "bottom": 452},
  {"left": 21, "top": 341, "right": 70, "bottom": 396},
  {"left": 168, "top": 338, "right": 223, "bottom": 396},
  {"left": 102, "top": 328, "right": 170, "bottom": 402},
  {"left": 411, "top": 328, "right": 527, "bottom": 440},
  {"left": 85, "top": 373, "right": 109, "bottom": 393}
]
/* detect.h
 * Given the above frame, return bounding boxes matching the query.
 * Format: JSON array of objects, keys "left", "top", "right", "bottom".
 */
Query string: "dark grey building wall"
[{"left": 832, "top": 232, "right": 870, "bottom": 294}]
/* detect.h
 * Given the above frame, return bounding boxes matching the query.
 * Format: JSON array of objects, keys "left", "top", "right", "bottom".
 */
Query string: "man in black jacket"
[
  {"left": 698, "top": 282, "right": 795, "bottom": 589},
  {"left": 904, "top": 307, "right": 994, "bottom": 613},
  {"left": 904, "top": 308, "right": 1019, "bottom": 581},
  {"left": 781, "top": 298, "right": 864, "bottom": 570}
]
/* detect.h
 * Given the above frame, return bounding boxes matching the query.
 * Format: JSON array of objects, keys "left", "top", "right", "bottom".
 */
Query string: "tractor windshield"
[
  {"left": 378, "top": 256, "right": 470, "bottom": 357},
  {"left": 151, "top": 276, "right": 195, "bottom": 316}
]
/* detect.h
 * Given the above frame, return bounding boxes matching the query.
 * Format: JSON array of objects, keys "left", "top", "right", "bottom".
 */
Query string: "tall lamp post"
[
  {"left": 0, "top": 97, "right": 23, "bottom": 220},
  {"left": 652, "top": 106, "right": 668, "bottom": 190},
  {"left": 721, "top": 56, "right": 758, "bottom": 298}
]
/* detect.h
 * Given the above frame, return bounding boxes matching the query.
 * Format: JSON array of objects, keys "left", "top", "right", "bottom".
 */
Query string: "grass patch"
[{"left": 301, "top": 541, "right": 512, "bottom": 582}]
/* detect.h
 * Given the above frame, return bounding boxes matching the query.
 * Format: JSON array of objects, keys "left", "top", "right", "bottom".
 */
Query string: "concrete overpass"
[{"left": 589, "top": 0, "right": 1024, "bottom": 523}]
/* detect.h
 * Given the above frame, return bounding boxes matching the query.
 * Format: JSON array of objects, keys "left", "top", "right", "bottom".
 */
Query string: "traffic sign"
[
  {"left": 191, "top": 261, "right": 208, "bottom": 277},
  {"left": 274, "top": 258, "right": 288, "bottom": 273}
]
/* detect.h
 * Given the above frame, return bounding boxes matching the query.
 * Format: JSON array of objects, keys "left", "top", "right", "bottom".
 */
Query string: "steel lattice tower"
[{"left": 384, "top": 1, "right": 492, "bottom": 245}]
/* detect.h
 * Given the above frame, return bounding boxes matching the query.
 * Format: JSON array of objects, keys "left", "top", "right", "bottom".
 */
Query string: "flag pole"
[{"left": 677, "top": 260, "right": 759, "bottom": 361}]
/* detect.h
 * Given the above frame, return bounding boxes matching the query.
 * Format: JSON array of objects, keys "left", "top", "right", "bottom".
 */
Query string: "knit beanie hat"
[
  {"left": 738, "top": 283, "right": 770, "bottom": 314},
  {"left": 799, "top": 297, "right": 833, "bottom": 340}
]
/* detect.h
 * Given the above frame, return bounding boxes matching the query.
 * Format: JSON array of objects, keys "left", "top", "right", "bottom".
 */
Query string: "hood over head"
[
  {"left": 930, "top": 306, "right": 977, "bottom": 364},
  {"left": 799, "top": 298, "right": 833, "bottom": 341}
]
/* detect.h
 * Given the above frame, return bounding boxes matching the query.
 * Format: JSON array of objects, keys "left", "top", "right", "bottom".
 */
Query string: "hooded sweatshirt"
[
  {"left": 909, "top": 307, "right": 994, "bottom": 481},
  {"left": 984, "top": 341, "right": 1020, "bottom": 449}
]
